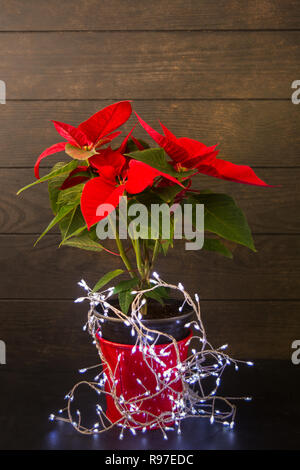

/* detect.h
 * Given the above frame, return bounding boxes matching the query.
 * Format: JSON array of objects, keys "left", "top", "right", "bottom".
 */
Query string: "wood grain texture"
[
  {"left": 9, "top": 169, "right": 295, "bottom": 234},
  {"left": 0, "top": 0, "right": 299, "bottom": 31},
  {"left": 1, "top": 300, "right": 298, "bottom": 369},
  {"left": 0, "top": 1, "right": 298, "bottom": 363},
  {"left": 0, "top": 234, "right": 298, "bottom": 300},
  {"left": 1, "top": 100, "right": 299, "bottom": 168},
  {"left": 1, "top": 32, "right": 300, "bottom": 99}
]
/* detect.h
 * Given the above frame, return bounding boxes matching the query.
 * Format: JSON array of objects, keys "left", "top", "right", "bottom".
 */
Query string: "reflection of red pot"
[{"left": 96, "top": 332, "right": 192, "bottom": 428}]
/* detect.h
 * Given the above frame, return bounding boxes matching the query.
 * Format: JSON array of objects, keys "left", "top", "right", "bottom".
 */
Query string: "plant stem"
[
  {"left": 133, "top": 238, "right": 144, "bottom": 278},
  {"left": 108, "top": 215, "right": 135, "bottom": 278},
  {"left": 115, "top": 232, "right": 135, "bottom": 278},
  {"left": 151, "top": 239, "right": 160, "bottom": 268},
  {"left": 143, "top": 239, "right": 150, "bottom": 282}
]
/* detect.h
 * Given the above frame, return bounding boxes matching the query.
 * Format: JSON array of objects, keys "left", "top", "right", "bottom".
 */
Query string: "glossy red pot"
[{"left": 96, "top": 331, "right": 192, "bottom": 428}]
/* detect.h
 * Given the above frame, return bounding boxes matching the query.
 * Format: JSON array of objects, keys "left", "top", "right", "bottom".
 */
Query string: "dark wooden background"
[{"left": 0, "top": 1, "right": 299, "bottom": 372}]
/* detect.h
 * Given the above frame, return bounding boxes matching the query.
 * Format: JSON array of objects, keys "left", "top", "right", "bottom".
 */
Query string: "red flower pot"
[{"left": 96, "top": 331, "right": 192, "bottom": 428}]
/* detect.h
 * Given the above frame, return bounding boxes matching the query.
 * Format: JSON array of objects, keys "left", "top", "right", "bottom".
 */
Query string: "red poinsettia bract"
[
  {"left": 135, "top": 113, "right": 270, "bottom": 187},
  {"left": 80, "top": 142, "right": 183, "bottom": 229},
  {"left": 34, "top": 101, "right": 132, "bottom": 178}
]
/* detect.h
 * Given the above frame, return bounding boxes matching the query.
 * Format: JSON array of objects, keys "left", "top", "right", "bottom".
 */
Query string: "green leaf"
[
  {"left": 154, "top": 286, "right": 170, "bottom": 298},
  {"left": 159, "top": 216, "right": 175, "bottom": 255},
  {"left": 65, "top": 143, "right": 97, "bottom": 160},
  {"left": 59, "top": 205, "right": 87, "bottom": 244},
  {"left": 126, "top": 137, "right": 150, "bottom": 153},
  {"left": 88, "top": 225, "right": 101, "bottom": 241},
  {"left": 48, "top": 162, "right": 73, "bottom": 215},
  {"left": 92, "top": 269, "right": 124, "bottom": 293},
  {"left": 144, "top": 289, "right": 164, "bottom": 305},
  {"left": 118, "top": 290, "right": 134, "bottom": 315},
  {"left": 61, "top": 231, "right": 104, "bottom": 252},
  {"left": 155, "top": 184, "right": 183, "bottom": 203},
  {"left": 57, "top": 183, "right": 84, "bottom": 208},
  {"left": 144, "top": 285, "right": 170, "bottom": 305},
  {"left": 203, "top": 238, "right": 233, "bottom": 259},
  {"left": 34, "top": 204, "right": 76, "bottom": 246},
  {"left": 131, "top": 190, "right": 164, "bottom": 209},
  {"left": 113, "top": 277, "right": 139, "bottom": 295},
  {"left": 126, "top": 148, "right": 193, "bottom": 179},
  {"left": 188, "top": 192, "right": 255, "bottom": 251},
  {"left": 17, "top": 160, "right": 78, "bottom": 195}
]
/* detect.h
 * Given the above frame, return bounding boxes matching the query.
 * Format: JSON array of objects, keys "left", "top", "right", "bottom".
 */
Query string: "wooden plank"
[
  {"left": 1, "top": 100, "right": 299, "bottom": 167},
  {"left": 0, "top": 234, "right": 298, "bottom": 300},
  {"left": 0, "top": 1, "right": 299, "bottom": 31},
  {"left": 0, "top": 300, "right": 96, "bottom": 370},
  {"left": 11, "top": 169, "right": 296, "bottom": 234},
  {"left": 0, "top": 32, "right": 299, "bottom": 99},
  {"left": 1, "top": 300, "right": 298, "bottom": 370}
]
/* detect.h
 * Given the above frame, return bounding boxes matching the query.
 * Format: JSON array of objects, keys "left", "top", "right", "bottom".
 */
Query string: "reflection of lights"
[{"left": 46, "top": 430, "right": 61, "bottom": 447}]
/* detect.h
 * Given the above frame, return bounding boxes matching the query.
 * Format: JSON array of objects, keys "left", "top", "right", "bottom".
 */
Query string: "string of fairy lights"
[{"left": 49, "top": 273, "right": 253, "bottom": 439}]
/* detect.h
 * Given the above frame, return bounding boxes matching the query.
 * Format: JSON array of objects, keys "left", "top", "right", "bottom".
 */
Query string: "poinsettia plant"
[{"left": 18, "top": 101, "right": 270, "bottom": 314}]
